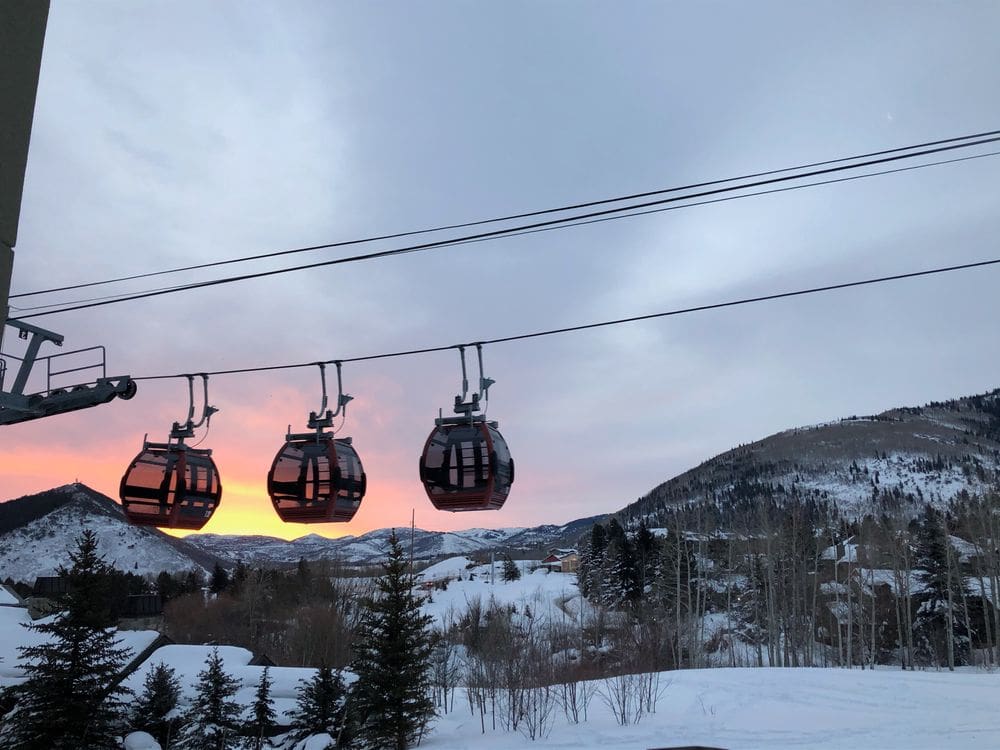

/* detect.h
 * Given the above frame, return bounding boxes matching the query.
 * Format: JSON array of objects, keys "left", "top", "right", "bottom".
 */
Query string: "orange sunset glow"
[{"left": 0, "top": 365, "right": 545, "bottom": 540}]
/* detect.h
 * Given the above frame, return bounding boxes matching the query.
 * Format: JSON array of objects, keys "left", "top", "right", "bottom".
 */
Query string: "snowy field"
[
  {"left": 419, "top": 563, "right": 583, "bottom": 628},
  {"left": 423, "top": 667, "right": 1000, "bottom": 750},
  {"left": 7, "top": 561, "right": 1000, "bottom": 748}
]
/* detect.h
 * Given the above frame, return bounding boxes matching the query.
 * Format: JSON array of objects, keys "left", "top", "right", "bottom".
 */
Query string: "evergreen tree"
[
  {"left": 349, "top": 531, "right": 436, "bottom": 750},
  {"left": 287, "top": 665, "right": 346, "bottom": 745},
  {"left": 244, "top": 666, "right": 277, "bottom": 750},
  {"left": 174, "top": 648, "right": 243, "bottom": 750},
  {"left": 183, "top": 569, "right": 204, "bottom": 595},
  {"left": 132, "top": 661, "right": 182, "bottom": 748},
  {"left": 913, "top": 505, "right": 971, "bottom": 667},
  {"left": 577, "top": 523, "right": 608, "bottom": 600},
  {"left": 231, "top": 561, "right": 250, "bottom": 594},
  {"left": 209, "top": 563, "right": 231, "bottom": 595},
  {"left": 0, "top": 530, "right": 132, "bottom": 750},
  {"left": 501, "top": 554, "right": 521, "bottom": 582},
  {"left": 157, "top": 570, "right": 181, "bottom": 602}
]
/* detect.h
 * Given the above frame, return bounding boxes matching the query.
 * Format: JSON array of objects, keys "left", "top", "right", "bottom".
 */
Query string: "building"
[{"left": 541, "top": 548, "right": 579, "bottom": 573}]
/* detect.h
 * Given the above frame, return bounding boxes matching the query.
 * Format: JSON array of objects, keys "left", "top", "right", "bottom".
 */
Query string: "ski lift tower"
[{"left": 0, "top": 2, "right": 136, "bottom": 426}]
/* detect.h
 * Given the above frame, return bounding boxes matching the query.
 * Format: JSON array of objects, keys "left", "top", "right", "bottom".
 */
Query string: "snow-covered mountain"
[
  {"left": 185, "top": 515, "right": 605, "bottom": 567},
  {"left": 622, "top": 389, "right": 1000, "bottom": 526},
  {"left": 0, "top": 482, "right": 603, "bottom": 575},
  {"left": 0, "top": 483, "right": 221, "bottom": 582}
]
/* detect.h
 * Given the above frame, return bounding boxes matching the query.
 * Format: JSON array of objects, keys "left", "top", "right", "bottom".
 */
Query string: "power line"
[
  {"left": 11, "top": 148, "right": 999, "bottom": 316},
  {"left": 12, "top": 127, "right": 999, "bottom": 300},
  {"left": 131, "top": 255, "right": 1000, "bottom": 381},
  {"left": 17, "top": 136, "right": 1000, "bottom": 320}
]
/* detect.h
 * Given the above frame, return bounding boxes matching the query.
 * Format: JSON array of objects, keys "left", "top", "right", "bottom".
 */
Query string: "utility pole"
[{"left": 1, "top": 2, "right": 50, "bottom": 349}]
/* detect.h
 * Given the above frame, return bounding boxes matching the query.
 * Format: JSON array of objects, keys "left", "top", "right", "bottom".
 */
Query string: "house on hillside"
[{"left": 541, "top": 548, "right": 579, "bottom": 573}]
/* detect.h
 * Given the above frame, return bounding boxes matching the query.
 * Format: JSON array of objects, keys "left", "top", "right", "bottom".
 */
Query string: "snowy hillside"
[
  {"left": 627, "top": 391, "right": 1000, "bottom": 525},
  {"left": 0, "top": 484, "right": 217, "bottom": 582},
  {"left": 416, "top": 559, "right": 583, "bottom": 628}
]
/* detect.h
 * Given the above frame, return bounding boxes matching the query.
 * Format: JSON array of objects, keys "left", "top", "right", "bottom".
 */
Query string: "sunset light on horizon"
[{"left": 3, "top": 3, "right": 1000, "bottom": 543}]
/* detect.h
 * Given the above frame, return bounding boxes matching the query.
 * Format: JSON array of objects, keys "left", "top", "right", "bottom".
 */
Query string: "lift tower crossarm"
[{"left": 4, "top": 318, "right": 62, "bottom": 396}]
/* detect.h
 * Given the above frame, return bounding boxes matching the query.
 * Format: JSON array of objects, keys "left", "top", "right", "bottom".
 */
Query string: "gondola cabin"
[
  {"left": 119, "top": 442, "right": 222, "bottom": 530},
  {"left": 268, "top": 434, "right": 366, "bottom": 523},
  {"left": 419, "top": 419, "right": 514, "bottom": 511}
]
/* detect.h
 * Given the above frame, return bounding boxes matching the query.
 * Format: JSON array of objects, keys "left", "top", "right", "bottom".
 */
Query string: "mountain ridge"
[
  {"left": 618, "top": 388, "right": 1000, "bottom": 527},
  {"left": 0, "top": 483, "right": 605, "bottom": 575},
  {"left": 0, "top": 483, "right": 224, "bottom": 581}
]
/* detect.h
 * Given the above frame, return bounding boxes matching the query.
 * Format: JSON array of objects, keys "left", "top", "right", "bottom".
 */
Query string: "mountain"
[
  {"left": 620, "top": 389, "right": 1000, "bottom": 526},
  {"left": 0, "top": 482, "right": 604, "bottom": 574},
  {"left": 0, "top": 483, "right": 222, "bottom": 582},
  {"left": 184, "top": 515, "right": 607, "bottom": 567}
]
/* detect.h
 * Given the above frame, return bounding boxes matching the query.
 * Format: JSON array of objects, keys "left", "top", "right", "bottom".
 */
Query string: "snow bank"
[
  {"left": 417, "top": 556, "right": 476, "bottom": 580},
  {"left": 422, "top": 666, "right": 1000, "bottom": 750},
  {"left": 124, "top": 732, "right": 161, "bottom": 750},
  {"left": 124, "top": 644, "right": 349, "bottom": 724}
]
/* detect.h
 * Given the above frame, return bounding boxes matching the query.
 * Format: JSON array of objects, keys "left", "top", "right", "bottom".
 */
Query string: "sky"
[{"left": 2, "top": 1, "right": 1000, "bottom": 540}]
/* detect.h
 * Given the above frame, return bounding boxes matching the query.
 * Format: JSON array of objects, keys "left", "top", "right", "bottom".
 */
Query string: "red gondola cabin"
[
  {"left": 119, "top": 442, "right": 222, "bottom": 530},
  {"left": 419, "top": 419, "right": 513, "bottom": 511},
  {"left": 268, "top": 434, "right": 366, "bottom": 523}
]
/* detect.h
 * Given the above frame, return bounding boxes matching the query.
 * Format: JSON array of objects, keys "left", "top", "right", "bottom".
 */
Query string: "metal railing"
[{"left": 0, "top": 343, "right": 108, "bottom": 395}]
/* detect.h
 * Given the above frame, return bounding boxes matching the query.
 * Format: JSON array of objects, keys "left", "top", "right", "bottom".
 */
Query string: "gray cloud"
[{"left": 3, "top": 1, "right": 1000, "bottom": 532}]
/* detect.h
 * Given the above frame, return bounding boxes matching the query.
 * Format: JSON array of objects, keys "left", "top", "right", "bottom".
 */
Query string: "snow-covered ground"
[
  {"left": 419, "top": 563, "right": 583, "bottom": 628},
  {"left": 0, "top": 604, "right": 160, "bottom": 688},
  {"left": 424, "top": 666, "right": 1000, "bottom": 750},
  {"left": 122, "top": 644, "right": 325, "bottom": 725}
]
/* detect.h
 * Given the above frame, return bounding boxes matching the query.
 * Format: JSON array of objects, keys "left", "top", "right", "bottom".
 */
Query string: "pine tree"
[
  {"left": 244, "top": 666, "right": 277, "bottom": 750},
  {"left": 132, "top": 661, "right": 182, "bottom": 748},
  {"left": 350, "top": 531, "right": 436, "bottom": 750},
  {"left": 913, "top": 505, "right": 971, "bottom": 667},
  {"left": 577, "top": 523, "right": 608, "bottom": 600},
  {"left": 501, "top": 554, "right": 521, "bottom": 582},
  {"left": 174, "top": 648, "right": 243, "bottom": 750},
  {"left": 0, "top": 530, "right": 132, "bottom": 750},
  {"left": 209, "top": 563, "right": 231, "bottom": 595},
  {"left": 287, "top": 665, "right": 346, "bottom": 745}
]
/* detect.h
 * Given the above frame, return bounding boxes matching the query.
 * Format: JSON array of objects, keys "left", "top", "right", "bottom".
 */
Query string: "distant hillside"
[
  {"left": 0, "top": 483, "right": 603, "bottom": 574},
  {"left": 620, "top": 389, "right": 1000, "bottom": 527},
  {"left": 0, "top": 484, "right": 222, "bottom": 582},
  {"left": 185, "top": 514, "right": 607, "bottom": 567}
]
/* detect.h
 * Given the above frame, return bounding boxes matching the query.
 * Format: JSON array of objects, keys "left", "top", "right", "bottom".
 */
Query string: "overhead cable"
[
  {"left": 17, "top": 136, "right": 1000, "bottom": 320},
  {"left": 11, "top": 149, "right": 999, "bottom": 316},
  {"left": 13, "top": 127, "right": 999, "bottom": 299},
  {"left": 130, "top": 255, "right": 1000, "bottom": 381}
]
